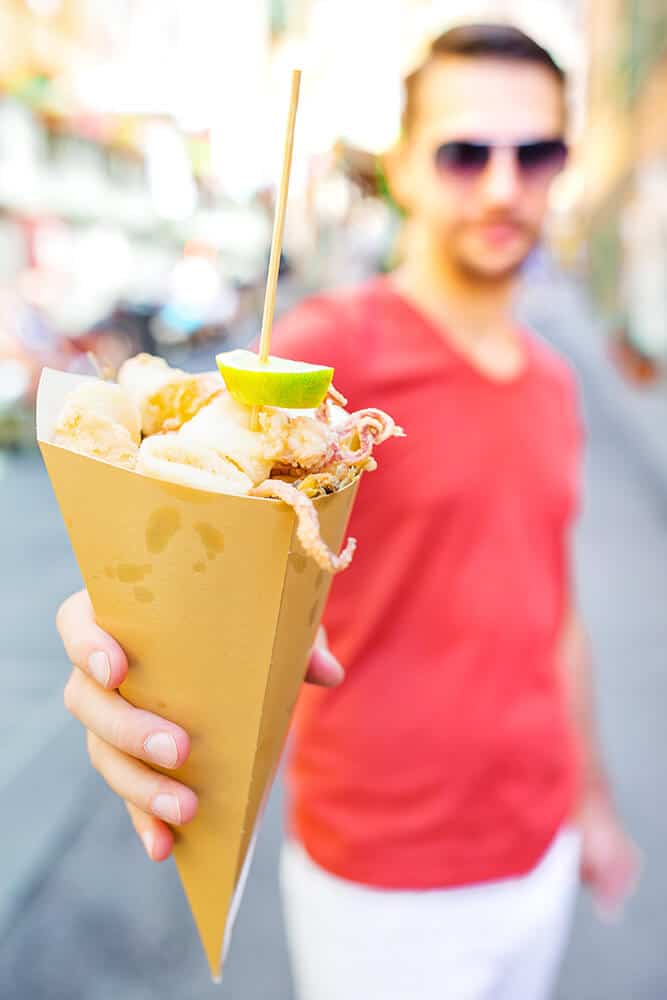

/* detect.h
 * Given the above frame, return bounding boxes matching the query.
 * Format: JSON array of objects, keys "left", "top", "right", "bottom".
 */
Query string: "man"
[{"left": 58, "top": 25, "right": 639, "bottom": 999}]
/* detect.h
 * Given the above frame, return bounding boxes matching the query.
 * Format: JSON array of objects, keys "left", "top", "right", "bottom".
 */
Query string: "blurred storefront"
[
  {"left": 4, "top": 0, "right": 662, "bottom": 442},
  {"left": 0, "top": 2, "right": 406, "bottom": 439},
  {"left": 579, "top": 0, "right": 667, "bottom": 380},
  {"left": 0, "top": 0, "right": 280, "bottom": 444}
]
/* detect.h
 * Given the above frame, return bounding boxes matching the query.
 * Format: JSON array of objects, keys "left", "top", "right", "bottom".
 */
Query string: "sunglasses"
[{"left": 434, "top": 139, "right": 568, "bottom": 180}]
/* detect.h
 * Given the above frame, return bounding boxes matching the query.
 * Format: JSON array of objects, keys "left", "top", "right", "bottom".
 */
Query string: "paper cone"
[{"left": 37, "top": 368, "right": 358, "bottom": 979}]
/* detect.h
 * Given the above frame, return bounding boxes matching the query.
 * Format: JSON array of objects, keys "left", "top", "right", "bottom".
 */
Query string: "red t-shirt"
[{"left": 271, "top": 276, "right": 582, "bottom": 889}]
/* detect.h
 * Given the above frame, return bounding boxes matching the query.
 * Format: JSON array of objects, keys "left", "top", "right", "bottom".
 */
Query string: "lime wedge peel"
[{"left": 216, "top": 349, "right": 334, "bottom": 410}]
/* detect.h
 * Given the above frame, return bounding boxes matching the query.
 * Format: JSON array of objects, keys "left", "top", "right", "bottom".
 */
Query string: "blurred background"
[{"left": 1, "top": 1, "right": 666, "bottom": 998}]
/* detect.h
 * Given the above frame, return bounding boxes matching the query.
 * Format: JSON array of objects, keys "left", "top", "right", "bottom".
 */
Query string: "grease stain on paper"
[
  {"left": 195, "top": 523, "right": 224, "bottom": 560},
  {"left": 146, "top": 507, "right": 181, "bottom": 554},
  {"left": 290, "top": 553, "right": 308, "bottom": 574},
  {"left": 117, "top": 563, "right": 152, "bottom": 583},
  {"left": 134, "top": 586, "right": 154, "bottom": 603},
  {"left": 105, "top": 563, "right": 152, "bottom": 583}
]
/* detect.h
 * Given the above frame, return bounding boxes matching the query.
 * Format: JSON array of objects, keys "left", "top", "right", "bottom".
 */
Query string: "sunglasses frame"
[{"left": 433, "top": 138, "right": 569, "bottom": 180}]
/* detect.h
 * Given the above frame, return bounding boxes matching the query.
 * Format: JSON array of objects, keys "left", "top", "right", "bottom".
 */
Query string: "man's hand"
[
  {"left": 558, "top": 604, "right": 641, "bottom": 919},
  {"left": 579, "top": 791, "right": 641, "bottom": 921},
  {"left": 57, "top": 590, "right": 344, "bottom": 862}
]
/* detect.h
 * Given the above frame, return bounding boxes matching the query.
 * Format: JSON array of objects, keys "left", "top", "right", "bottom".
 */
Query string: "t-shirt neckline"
[{"left": 373, "top": 274, "right": 532, "bottom": 390}]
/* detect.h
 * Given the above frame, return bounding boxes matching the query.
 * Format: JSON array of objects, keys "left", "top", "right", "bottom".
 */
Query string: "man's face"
[{"left": 392, "top": 56, "right": 567, "bottom": 281}]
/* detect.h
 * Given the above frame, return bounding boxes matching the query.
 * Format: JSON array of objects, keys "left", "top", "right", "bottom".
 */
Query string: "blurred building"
[
  {"left": 2, "top": 0, "right": 664, "bottom": 433},
  {"left": 581, "top": 0, "right": 667, "bottom": 377},
  {"left": 0, "top": 0, "right": 281, "bottom": 443}
]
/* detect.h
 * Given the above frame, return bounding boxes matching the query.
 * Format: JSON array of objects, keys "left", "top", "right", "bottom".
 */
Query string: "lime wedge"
[{"left": 216, "top": 349, "right": 334, "bottom": 409}]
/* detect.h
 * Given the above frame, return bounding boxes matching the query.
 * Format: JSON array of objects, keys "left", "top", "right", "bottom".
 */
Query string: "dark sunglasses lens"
[
  {"left": 517, "top": 140, "right": 568, "bottom": 173},
  {"left": 435, "top": 142, "right": 490, "bottom": 175}
]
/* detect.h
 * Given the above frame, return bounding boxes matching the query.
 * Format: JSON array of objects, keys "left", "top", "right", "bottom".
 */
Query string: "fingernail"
[
  {"left": 88, "top": 650, "right": 110, "bottom": 687},
  {"left": 321, "top": 648, "right": 345, "bottom": 683},
  {"left": 152, "top": 794, "right": 181, "bottom": 824},
  {"left": 142, "top": 831, "right": 154, "bottom": 859},
  {"left": 144, "top": 733, "right": 178, "bottom": 768}
]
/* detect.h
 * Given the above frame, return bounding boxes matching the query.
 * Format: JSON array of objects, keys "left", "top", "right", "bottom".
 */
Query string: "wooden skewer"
[
  {"left": 86, "top": 351, "right": 104, "bottom": 378},
  {"left": 86, "top": 351, "right": 114, "bottom": 381},
  {"left": 252, "top": 68, "right": 302, "bottom": 430}
]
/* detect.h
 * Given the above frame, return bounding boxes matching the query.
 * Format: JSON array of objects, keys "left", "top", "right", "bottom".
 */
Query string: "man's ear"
[{"left": 382, "top": 140, "right": 412, "bottom": 214}]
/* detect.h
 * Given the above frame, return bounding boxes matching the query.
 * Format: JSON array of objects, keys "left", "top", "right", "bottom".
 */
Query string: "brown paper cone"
[{"left": 37, "top": 369, "right": 358, "bottom": 979}]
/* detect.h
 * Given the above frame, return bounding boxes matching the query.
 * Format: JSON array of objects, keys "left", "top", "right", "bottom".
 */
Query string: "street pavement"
[{"left": 1, "top": 276, "right": 666, "bottom": 999}]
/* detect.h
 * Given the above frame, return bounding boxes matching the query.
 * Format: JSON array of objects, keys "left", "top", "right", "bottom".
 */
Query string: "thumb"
[{"left": 305, "top": 643, "right": 345, "bottom": 687}]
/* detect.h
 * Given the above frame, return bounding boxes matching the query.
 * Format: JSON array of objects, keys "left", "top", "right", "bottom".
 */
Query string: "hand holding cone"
[{"left": 37, "top": 69, "right": 403, "bottom": 981}]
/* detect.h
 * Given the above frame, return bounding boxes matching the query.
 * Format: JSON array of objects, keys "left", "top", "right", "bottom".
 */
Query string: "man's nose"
[{"left": 479, "top": 148, "right": 522, "bottom": 205}]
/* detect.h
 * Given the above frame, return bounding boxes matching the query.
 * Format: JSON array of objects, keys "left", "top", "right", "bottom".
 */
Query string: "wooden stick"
[
  {"left": 258, "top": 68, "right": 301, "bottom": 362},
  {"left": 251, "top": 68, "right": 301, "bottom": 430},
  {"left": 86, "top": 351, "right": 104, "bottom": 378},
  {"left": 86, "top": 351, "right": 115, "bottom": 381}
]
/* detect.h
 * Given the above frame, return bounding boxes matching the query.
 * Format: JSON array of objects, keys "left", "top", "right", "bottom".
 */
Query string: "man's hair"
[{"left": 402, "top": 23, "right": 566, "bottom": 132}]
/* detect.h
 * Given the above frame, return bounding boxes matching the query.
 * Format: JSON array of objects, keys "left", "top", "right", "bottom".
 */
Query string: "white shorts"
[{"left": 280, "top": 828, "right": 580, "bottom": 1000}]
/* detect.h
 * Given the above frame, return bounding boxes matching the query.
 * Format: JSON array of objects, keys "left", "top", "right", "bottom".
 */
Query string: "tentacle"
[
  {"left": 327, "top": 383, "right": 348, "bottom": 407},
  {"left": 250, "top": 479, "right": 357, "bottom": 573},
  {"left": 336, "top": 407, "right": 405, "bottom": 464},
  {"left": 316, "top": 382, "right": 348, "bottom": 421},
  {"left": 340, "top": 407, "right": 404, "bottom": 445}
]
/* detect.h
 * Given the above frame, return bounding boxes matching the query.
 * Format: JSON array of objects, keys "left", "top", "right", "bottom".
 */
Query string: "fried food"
[
  {"left": 250, "top": 479, "right": 357, "bottom": 573},
  {"left": 53, "top": 381, "right": 140, "bottom": 470},
  {"left": 118, "top": 353, "right": 221, "bottom": 435},
  {"left": 258, "top": 406, "right": 337, "bottom": 474},
  {"left": 137, "top": 433, "right": 253, "bottom": 496},
  {"left": 178, "top": 393, "right": 276, "bottom": 484},
  {"left": 53, "top": 353, "right": 403, "bottom": 573}
]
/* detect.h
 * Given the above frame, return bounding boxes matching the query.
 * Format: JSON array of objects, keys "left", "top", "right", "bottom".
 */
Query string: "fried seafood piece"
[
  {"left": 292, "top": 471, "right": 340, "bottom": 498},
  {"left": 269, "top": 398, "right": 402, "bottom": 477},
  {"left": 337, "top": 408, "right": 405, "bottom": 465},
  {"left": 117, "top": 354, "right": 221, "bottom": 436},
  {"left": 325, "top": 384, "right": 348, "bottom": 408},
  {"left": 294, "top": 461, "right": 370, "bottom": 498},
  {"left": 250, "top": 479, "right": 357, "bottom": 574},
  {"left": 258, "top": 406, "right": 337, "bottom": 473},
  {"left": 53, "top": 381, "right": 141, "bottom": 470},
  {"left": 179, "top": 393, "right": 276, "bottom": 484},
  {"left": 182, "top": 395, "right": 339, "bottom": 483},
  {"left": 136, "top": 433, "right": 253, "bottom": 495}
]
